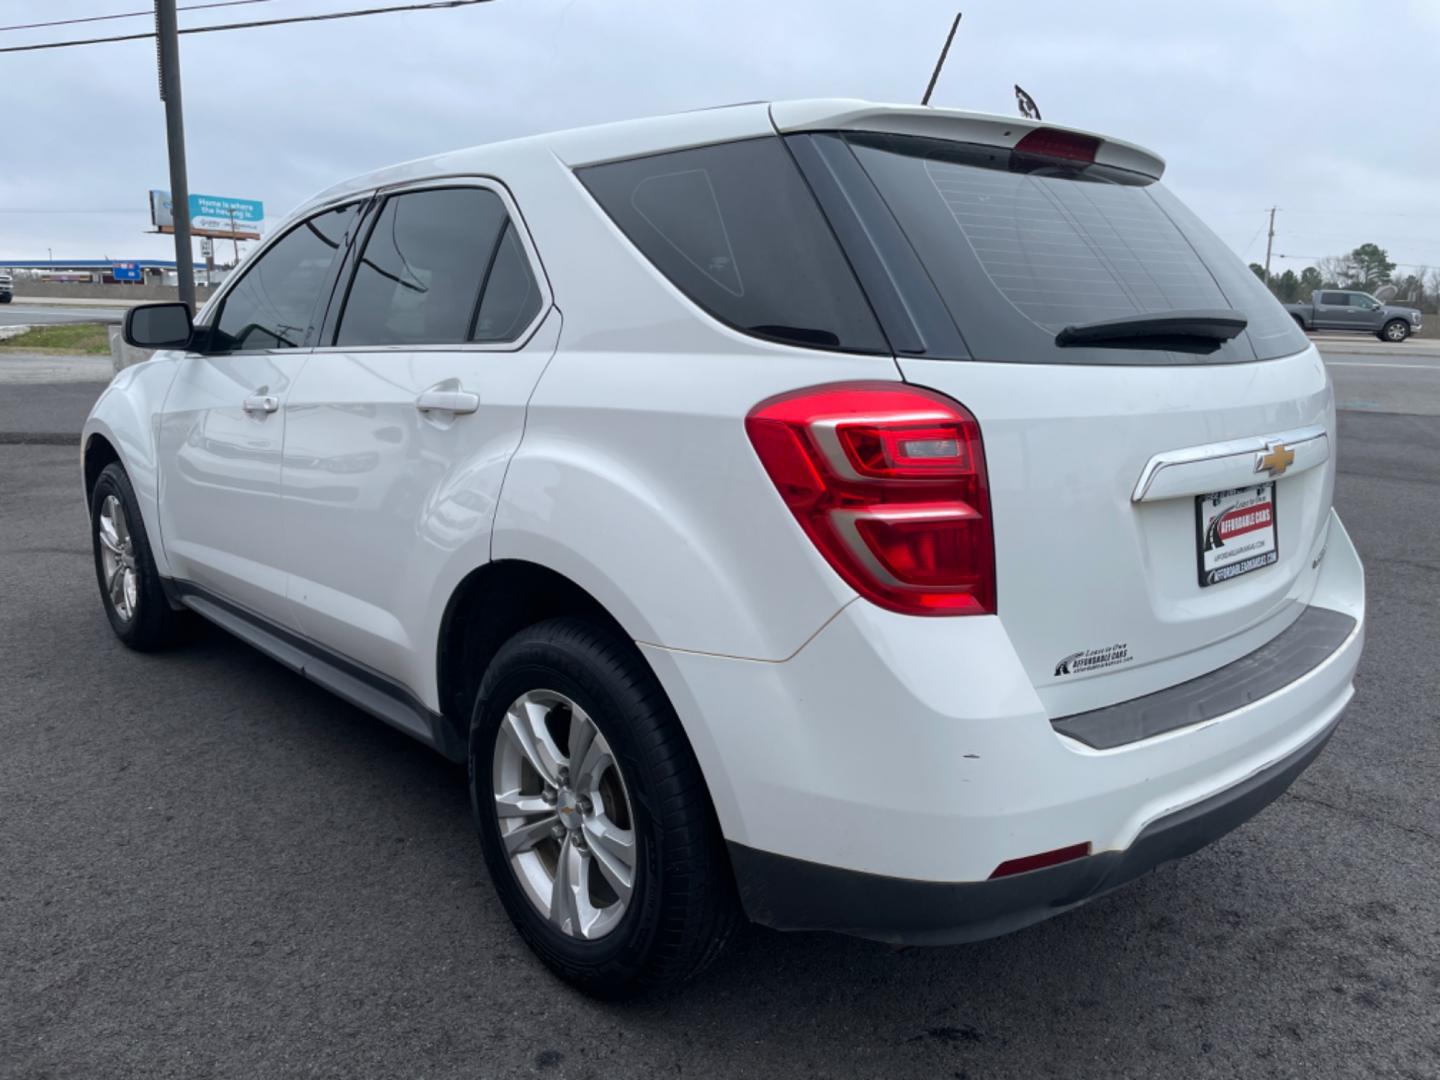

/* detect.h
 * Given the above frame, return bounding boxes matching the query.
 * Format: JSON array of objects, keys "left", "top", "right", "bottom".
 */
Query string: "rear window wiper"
[{"left": 1055, "top": 310, "right": 1247, "bottom": 348}]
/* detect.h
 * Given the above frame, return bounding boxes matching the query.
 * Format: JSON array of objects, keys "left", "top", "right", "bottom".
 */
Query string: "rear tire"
[
  {"left": 1381, "top": 319, "right": 1410, "bottom": 343},
  {"left": 90, "top": 462, "right": 185, "bottom": 651},
  {"left": 469, "top": 616, "right": 738, "bottom": 997}
]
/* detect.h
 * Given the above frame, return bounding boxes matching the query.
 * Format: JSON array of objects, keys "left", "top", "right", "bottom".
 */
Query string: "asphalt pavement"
[
  {"left": 1, "top": 339, "right": 1437, "bottom": 1079},
  {"left": 0, "top": 303, "right": 125, "bottom": 328}
]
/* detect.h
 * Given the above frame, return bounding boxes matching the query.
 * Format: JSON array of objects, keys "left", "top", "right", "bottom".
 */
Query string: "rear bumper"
[
  {"left": 728, "top": 710, "right": 1339, "bottom": 944},
  {"left": 643, "top": 509, "right": 1363, "bottom": 940}
]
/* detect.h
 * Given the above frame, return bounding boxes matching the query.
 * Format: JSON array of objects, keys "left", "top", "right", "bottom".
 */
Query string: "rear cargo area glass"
[
  {"left": 842, "top": 133, "right": 1308, "bottom": 365},
  {"left": 577, "top": 138, "right": 887, "bottom": 354}
]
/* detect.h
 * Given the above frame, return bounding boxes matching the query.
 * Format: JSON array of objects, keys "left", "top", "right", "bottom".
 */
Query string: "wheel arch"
[
  {"left": 435, "top": 558, "right": 740, "bottom": 852},
  {"left": 436, "top": 559, "right": 627, "bottom": 732},
  {"left": 81, "top": 358, "right": 181, "bottom": 576},
  {"left": 83, "top": 431, "right": 122, "bottom": 502}
]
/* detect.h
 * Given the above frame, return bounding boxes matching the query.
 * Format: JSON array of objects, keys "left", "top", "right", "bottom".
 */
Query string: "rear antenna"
[
  {"left": 921, "top": 11, "right": 962, "bottom": 106},
  {"left": 1014, "top": 84, "right": 1042, "bottom": 120}
]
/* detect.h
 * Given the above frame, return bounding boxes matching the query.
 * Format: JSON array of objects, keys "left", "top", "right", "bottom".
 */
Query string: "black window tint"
[
  {"left": 336, "top": 188, "right": 506, "bottom": 346},
  {"left": 1320, "top": 292, "right": 1347, "bottom": 305},
  {"left": 213, "top": 203, "right": 357, "bottom": 352},
  {"left": 578, "top": 138, "right": 886, "bottom": 353},
  {"left": 472, "top": 222, "right": 542, "bottom": 342},
  {"left": 843, "top": 133, "right": 1308, "bottom": 364},
  {"left": 1147, "top": 186, "right": 1306, "bottom": 360}
]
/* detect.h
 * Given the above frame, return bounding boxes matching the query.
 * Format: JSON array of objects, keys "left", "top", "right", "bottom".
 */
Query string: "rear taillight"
[{"left": 745, "top": 383, "right": 995, "bottom": 616}]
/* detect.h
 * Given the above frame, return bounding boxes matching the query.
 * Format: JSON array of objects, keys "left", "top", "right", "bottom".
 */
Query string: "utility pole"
[
  {"left": 155, "top": 0, "right": 195, "bottom": 310},
  {"left": 1263, "top": 206, "right": 1278, "bottom": 287}
]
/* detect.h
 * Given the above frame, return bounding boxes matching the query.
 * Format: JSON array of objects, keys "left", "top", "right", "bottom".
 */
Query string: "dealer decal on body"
[{"left": 1054, "top": 643, "right": 1132, "bottom": 677}]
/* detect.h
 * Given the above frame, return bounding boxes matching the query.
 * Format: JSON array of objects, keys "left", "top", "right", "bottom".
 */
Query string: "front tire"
[
  {"left": 1381, "top": 319, "right": 1410, "bottom": 342},
  {"left": 469, "top": 617, "right": 738, "bottom": 997},
  {"left": 90, "top": 462, "right": 184, "bottom": 650}
]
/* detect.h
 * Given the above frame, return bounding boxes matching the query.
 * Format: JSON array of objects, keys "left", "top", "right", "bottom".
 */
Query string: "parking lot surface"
[{"left": 1, "top": 357, "right": 1437, "bottom": 1078}]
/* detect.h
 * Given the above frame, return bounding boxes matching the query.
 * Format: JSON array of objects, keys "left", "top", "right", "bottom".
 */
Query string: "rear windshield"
[{"left": 839, "top": 132, "right": 1308, "bottom": 364}]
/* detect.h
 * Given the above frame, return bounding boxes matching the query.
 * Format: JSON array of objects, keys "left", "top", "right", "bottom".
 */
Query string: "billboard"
[
  {"left": 149, "top": 190, "right": 265, "bottom": 240},
  {"left": 112, "top": 261, "right": 143, "bottom": 282}
]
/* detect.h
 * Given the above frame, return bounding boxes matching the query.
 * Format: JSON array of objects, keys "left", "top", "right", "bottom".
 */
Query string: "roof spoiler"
[{"left": 769, "top": 99, "right": 1166, "bottom": 182}]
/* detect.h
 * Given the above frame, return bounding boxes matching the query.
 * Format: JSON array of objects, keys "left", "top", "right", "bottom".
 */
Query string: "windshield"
[{"left": 838, "top": 132, "right": 1309, "bottom": 365}]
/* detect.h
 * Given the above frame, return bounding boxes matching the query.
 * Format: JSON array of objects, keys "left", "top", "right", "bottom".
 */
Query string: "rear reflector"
[
  {"left": 989, "top": 842, "right": 1092, "bottom": 879},
  {"left": 746, "top": 382, "right": 995, "bottom": 616},
  {"left": 1012, "top": 127, "right": 1101, "bottom": 165}
]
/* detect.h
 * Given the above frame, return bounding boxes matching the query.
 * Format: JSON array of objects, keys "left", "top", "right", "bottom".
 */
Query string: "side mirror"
[{"left": 124, "top": 302, "right": 194, "bottom": 350}]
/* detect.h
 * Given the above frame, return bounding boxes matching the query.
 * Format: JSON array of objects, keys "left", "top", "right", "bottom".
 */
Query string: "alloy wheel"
[
  {"left": 491, "top": 689, "right": 638, "bottom": 940},
  {"left": 97, "top": 495, "right": 139, "bottom": 622}
]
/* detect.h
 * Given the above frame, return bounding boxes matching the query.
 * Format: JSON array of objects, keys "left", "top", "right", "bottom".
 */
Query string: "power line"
[
  {"left": 0, "top": 1, "right": 272, "bottom": 35},
  {"left": 0, "top": 0, "right": 494, "bottom": 54}
]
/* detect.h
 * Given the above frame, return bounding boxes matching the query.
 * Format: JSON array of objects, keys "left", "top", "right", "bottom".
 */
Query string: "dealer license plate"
[{"left": 1196, "top": 482, "right": 1278, "bottom": 587}]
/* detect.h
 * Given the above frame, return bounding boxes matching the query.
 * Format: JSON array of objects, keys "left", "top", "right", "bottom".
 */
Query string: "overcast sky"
[{"left": 2, "top": 0, "right": 1437, "bottom": 277}]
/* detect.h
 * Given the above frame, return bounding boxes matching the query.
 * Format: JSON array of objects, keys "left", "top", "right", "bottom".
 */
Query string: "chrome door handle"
[
  {"left": 242, "top": 394, "right": 279, "bottom": 415},
  {"left": 415, "top": 388, "right": 480, "bottom": 415}
]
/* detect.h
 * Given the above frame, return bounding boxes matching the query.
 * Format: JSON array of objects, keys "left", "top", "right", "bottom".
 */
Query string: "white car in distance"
[{"left": 88, "top": 100, "right": 1365, "bottom": 996}]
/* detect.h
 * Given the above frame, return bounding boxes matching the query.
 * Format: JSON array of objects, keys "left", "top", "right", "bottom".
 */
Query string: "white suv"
[{"left": 90, "top": 100, "right": 1364, "bottom": 996}]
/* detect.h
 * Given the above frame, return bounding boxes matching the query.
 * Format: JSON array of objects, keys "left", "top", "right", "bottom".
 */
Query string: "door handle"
[
  {"left": 415, "top": 387, "right": 480, "bottom": 415},
  {"left": 242, "top": 393, "right": 279, "bottom": 415}
]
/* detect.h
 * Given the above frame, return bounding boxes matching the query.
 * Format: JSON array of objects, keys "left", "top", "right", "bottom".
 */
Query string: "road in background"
[
  {"left": 0, "top": 304, "right": 125, "bottom": 328},
  {"left": 1324, "top": 349, "right": 1440, "bottom": 417}
]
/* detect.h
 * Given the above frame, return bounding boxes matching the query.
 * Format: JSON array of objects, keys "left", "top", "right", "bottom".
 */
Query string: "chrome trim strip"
[{"left": 1131, "top": 423, "right": 1328, "bottom": 503}]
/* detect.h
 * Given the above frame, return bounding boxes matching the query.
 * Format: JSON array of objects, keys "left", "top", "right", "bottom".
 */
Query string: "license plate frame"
[{"left": 1195, "top": 482, "right": 1279, "bottom": 588}]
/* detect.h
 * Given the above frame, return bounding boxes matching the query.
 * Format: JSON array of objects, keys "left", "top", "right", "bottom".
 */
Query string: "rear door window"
[
  {"left": 831, "top": 132, "right": 1308, "bottom": 364},
  {"left": 577, "top": 138, "right": 887, "bottom": 353},
  {"left": 471, "top": 222, "right": 542, "bottom": 343},
  {"left": 335, "top": 187, "right": 509, "bottom": 347}
]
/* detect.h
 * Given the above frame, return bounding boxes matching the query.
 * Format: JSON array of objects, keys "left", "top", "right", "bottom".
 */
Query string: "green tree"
[
  {"left": 1275, "top": 268, "right": 1301, "bottom": 302},
  {"left": 1248, "top": 262, "right": 1267, "bottom": 281},
  {"left": 1341, "top": 243, "right": 1395, "bottom": 289},
  {"left": 1299, "top": 266, "right": 1323, "bottom": 298}
]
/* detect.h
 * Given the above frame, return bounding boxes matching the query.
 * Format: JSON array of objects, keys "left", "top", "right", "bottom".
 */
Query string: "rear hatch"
[{"left": 777, "top": 106, "right": 1333, "bottom": 714}]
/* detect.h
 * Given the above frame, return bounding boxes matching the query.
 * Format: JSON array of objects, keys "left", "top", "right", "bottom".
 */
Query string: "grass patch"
[{"left": 0, "top": 322, "right": 112, "bottom": 355}]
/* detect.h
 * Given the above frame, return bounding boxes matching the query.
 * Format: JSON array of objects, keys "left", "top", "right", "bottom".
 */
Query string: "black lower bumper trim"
[
  {"left": 728, "top": 714, "right": 1341, "bottom": 945},
  {"left": 1052, "top": 605, "right": 1356, "bottom": 750}
]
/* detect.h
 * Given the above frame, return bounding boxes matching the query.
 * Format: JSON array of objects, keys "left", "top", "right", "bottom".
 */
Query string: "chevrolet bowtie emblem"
[{"left": 1256, "top": 442, "right": 1295, "bottom": 478}]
